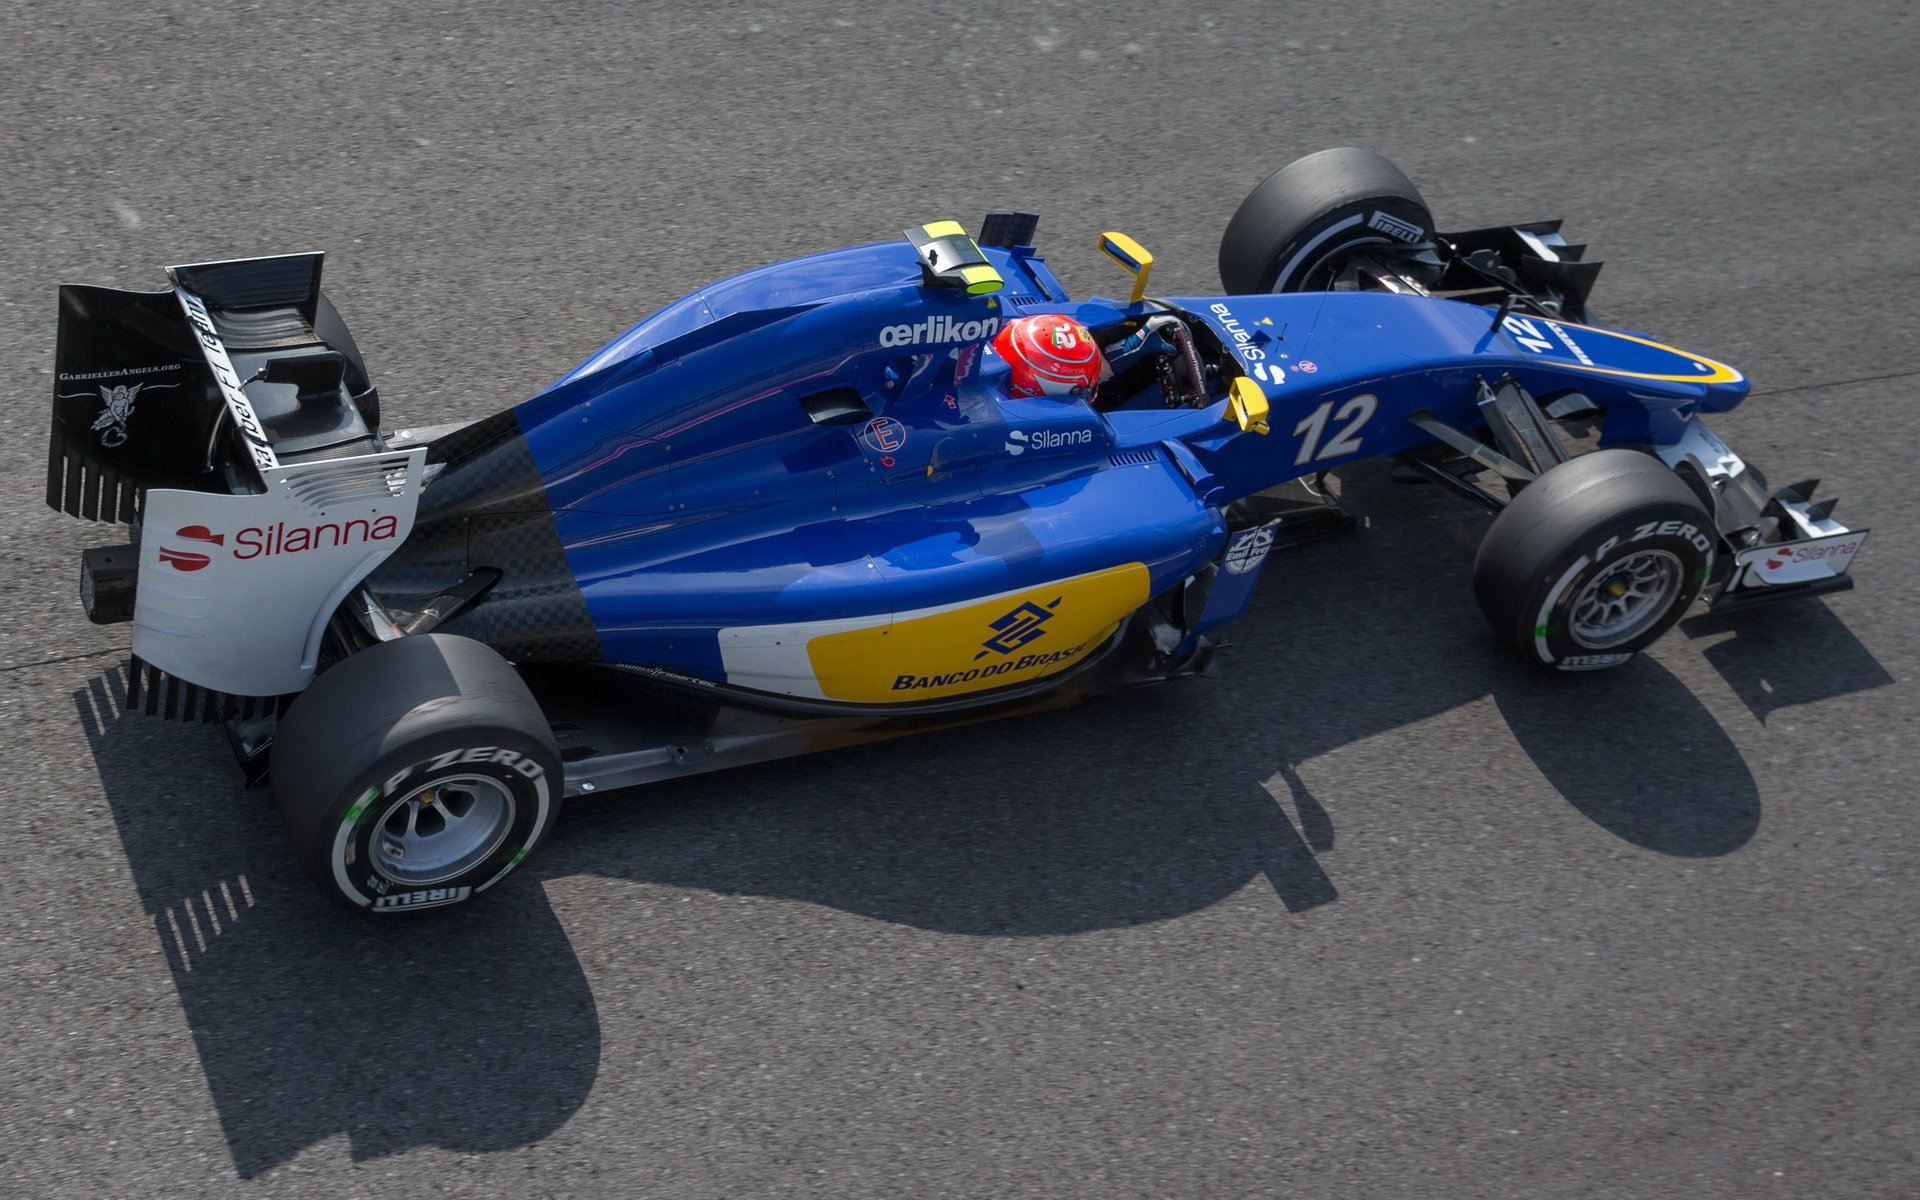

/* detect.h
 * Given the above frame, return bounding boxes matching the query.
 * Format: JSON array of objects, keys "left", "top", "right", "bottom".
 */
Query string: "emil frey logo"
[
  {"left": 1222, "top": 523, "right": 1279, "bottom": 576},
  {"left": 859, "top": 416, "right": 906, "bottom": 454}
]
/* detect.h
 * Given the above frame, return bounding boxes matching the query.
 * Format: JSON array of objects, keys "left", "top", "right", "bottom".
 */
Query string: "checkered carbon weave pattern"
[{"left": 369, "top": 411, "right": 603, "bottom": 662}]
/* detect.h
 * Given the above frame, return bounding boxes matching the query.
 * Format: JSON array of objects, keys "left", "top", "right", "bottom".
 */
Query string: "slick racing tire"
[
  {"left": 1219, "top": 147, "right": 1435, "bottom": 294},
  {"left": 1473, "top": 449, "right": 1715, "bottom": 672},
  {"left": 271, "top": 634, "right": 562, "bottom": 914}
]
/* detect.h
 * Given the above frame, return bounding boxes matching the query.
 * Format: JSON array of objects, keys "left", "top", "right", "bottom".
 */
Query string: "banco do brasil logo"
[{"left": 976, "top": 597, "right": 1061, "bottom": 660}]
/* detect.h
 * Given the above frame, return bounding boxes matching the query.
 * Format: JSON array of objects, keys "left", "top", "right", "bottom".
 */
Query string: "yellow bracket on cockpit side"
[
  {"left": 1227, "top": 376, "right": 1270, "bottom": 435},
  {"left": 1098, "top": 232, "right": 1154, "bottom": 304}
]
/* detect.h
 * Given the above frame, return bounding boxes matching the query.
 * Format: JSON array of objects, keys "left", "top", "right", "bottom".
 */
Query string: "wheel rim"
[
  {"left": 1569, "top": 549, "right": 1684, "bottom": 649},
  {"left": 370, "top": 774, "right": 515, "bottom": 887}
]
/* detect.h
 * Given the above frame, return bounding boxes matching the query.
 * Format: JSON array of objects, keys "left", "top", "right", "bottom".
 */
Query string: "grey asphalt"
[{"left": 2, "top": 2, "right": 1915, "bottom": 1196}]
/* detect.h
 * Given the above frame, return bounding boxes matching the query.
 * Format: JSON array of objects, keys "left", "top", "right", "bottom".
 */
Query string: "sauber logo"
[
  {"left": 178, "top": 289, "right": 278, "bottom": 471},
  {"left": 1246, "top": 361, "right": 1286, "bottom": 386},
  {"left": 154, "top": 518, "right": 400, "bottom": 572}
]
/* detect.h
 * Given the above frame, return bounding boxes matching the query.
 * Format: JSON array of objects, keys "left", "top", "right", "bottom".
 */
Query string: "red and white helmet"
[{"left": 992, "top": 314, "right": 1104, "bottom": 399}]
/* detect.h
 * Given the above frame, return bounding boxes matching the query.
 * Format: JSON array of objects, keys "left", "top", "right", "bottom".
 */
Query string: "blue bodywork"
[{"left": 414, "top": 234, "right": 1749, "bottom": 691}]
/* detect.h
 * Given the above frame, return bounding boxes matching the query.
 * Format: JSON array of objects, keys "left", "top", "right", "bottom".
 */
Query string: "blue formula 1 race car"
[{"left": 47, "top": 148, "right": 1866, "bottom": 913}]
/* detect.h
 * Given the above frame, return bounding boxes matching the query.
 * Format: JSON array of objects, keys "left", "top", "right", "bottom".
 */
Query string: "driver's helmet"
[{"left": 991, "top": 314, "right": 1104, "bottom": 399}]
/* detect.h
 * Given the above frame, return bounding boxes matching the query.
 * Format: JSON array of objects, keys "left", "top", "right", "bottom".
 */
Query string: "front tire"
[
  {"left": 1219, "top": 147, "right": 1435, "bottom": 294},
  {"left": 271, "top": 634, "right": 562, "bottom": 913},
  {"left": 1474, "top": 449, "right": 1715, "bottom": 671}
]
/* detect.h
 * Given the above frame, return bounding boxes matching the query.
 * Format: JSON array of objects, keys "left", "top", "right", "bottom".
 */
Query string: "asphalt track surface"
[{"left": 3, "top": 2, "right": 1916, "bottom": 1196}]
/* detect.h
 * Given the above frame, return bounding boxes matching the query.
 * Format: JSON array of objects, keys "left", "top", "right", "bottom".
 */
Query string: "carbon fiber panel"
[{"left": 370, "top": 412, "right": 602, "bottom": 662}]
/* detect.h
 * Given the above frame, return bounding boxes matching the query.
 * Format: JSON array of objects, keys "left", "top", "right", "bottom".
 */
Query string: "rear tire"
[
  {"left": 1219, "top": 147, "right": 1435, "bottom": 294},
  {"left": 271, "top": 634, "right": 562, "bottom": 913},
  {"left": 1473, "top": 449, "right": 1715, "bottom": 671}
]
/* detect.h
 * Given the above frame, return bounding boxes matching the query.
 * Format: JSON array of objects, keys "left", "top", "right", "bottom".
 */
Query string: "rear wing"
[
  {"left": 167, "top": 255, "right": 324, "bottom": 475},
  {"left": 48, "top": 282, "right": 213, "bottom": 522},
  {"left": 51, "top": 252, "right": 423, "bottom": 698},
  {"left": 46, "top": 252, "right": 376, "bottom": 523}
]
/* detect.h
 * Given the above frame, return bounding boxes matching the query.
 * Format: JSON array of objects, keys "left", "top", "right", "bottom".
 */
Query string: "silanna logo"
[
  {"left": 155, "top": 517, "right": 401, "bottom": 572},
  {"left": 1207, "top": 302, "right": 1282, "bottom": 384},
  {"left": 157, "top": 525, "right": 223, "bottom": 572},
  {"left": 1005, "top": 428, "right": 1093, "bottom": 456}
]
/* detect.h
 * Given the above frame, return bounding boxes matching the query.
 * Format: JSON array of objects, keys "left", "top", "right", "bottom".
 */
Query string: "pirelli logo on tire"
[{"left": 373, "top": 886, "right": 473, "bottom": 910}]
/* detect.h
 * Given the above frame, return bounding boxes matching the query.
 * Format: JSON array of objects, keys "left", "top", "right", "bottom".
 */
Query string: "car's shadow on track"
[
  {"left": 77, "top": 670, "right": 600, "bottom": 1178},
  {"left": 1680, "top": 599, "right": 1894, "bottom": 723},
  {"left": 76, "top": 465, "right": 1865, "bottom": 1177},
  {"left": 78, "top": 661, "right": 1336, "bottom": 1179},
  {"left": 1489, "top": 658, "right": 1761, "bottom": 855},
  {"left": 543, "top": 683, "right": 1343, "bottom": 938}
]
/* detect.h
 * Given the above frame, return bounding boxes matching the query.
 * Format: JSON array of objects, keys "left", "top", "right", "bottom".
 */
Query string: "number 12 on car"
[{"left": 1292, "top": 394, "right": 1377, "bottom": 465}]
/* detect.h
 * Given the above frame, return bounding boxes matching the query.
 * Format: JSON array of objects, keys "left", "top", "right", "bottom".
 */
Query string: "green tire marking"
[
  {"left": 342, "top": 786, "right": 378, "bottom": 826},
  {"left": 479, "top": 845, "right": 532, "bottom": 891}
]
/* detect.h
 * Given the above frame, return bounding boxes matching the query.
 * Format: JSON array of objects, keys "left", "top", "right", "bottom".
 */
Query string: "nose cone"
[{"left": 1700, "top": 366, "right": 1752, "bottom": 414}]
